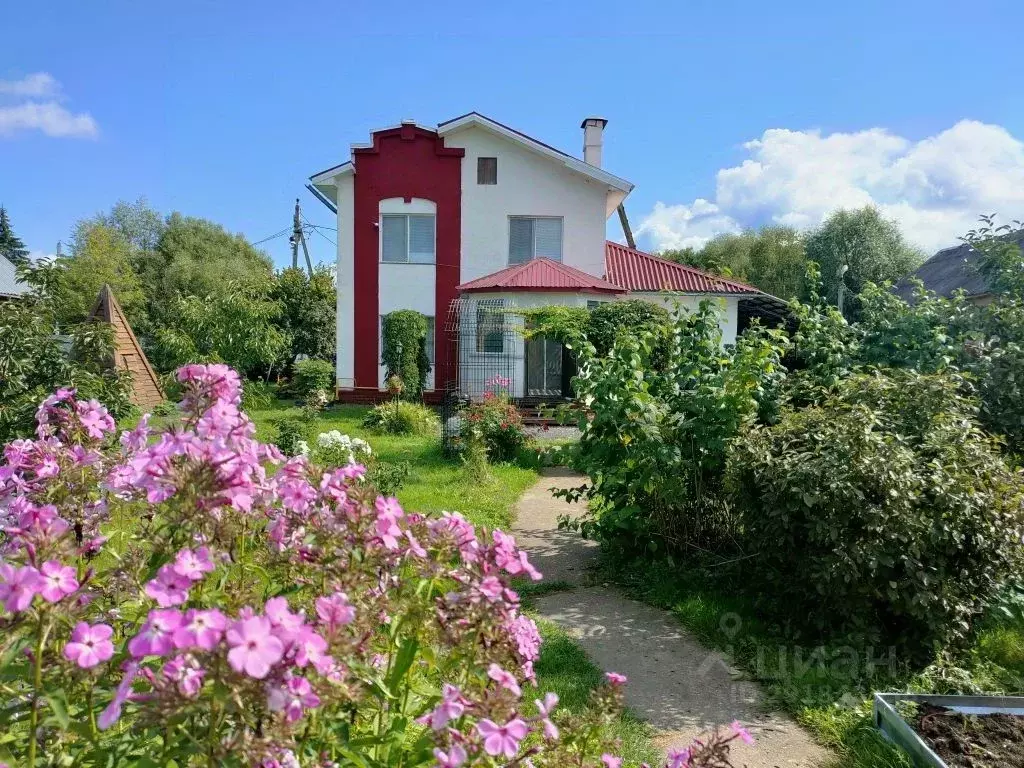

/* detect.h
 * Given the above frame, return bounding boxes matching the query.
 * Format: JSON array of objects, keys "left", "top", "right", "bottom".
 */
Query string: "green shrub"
[
  {"left": 367, "top": 460, "right": 411, "bottom": 496},
  {"left": 462, "top": 389, "right": 529, "bottom": 462},
  {"left": 362, "top": 400, "right": 439, "bottom": 436},
  {"left": 152, "top": 400, "right": 178, "bottom": 417},
  {"left": 585, "top": 299, "right": 670, "bottom": 357},
  {"left": 274, "top": 416, "right": 308, "bottom": 456},
  {"left": 241, "top": 379, "right": 275, "bottom": 411},
  {"left": 729, "top": 370, "right": 1024, "bottom": 651},
  {"left": 293, "top": 358, "right": 335, "bottom": 396},
  {"left": 562, "top": 302, "right": 787, "bottom": 555},
  {"left": 381, "top": 310, "right": 430, "bottom": 400}
]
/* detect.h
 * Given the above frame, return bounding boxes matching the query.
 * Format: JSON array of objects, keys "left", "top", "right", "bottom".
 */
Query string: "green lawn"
[
  {"left": 248, "top": 400, "right": 538, "bottom": 530},
  {"left": 609, "top": 559, "right": 1024, "bottom": 768}
]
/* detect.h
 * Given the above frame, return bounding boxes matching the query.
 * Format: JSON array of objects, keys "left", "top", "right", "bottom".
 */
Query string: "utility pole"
[{"left": 289, "top": 198, "right": 314, "bottom": 276}]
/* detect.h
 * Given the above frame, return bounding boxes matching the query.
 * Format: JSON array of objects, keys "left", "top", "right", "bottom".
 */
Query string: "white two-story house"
[{"left": 308, "top": 113, "right": 781, "bottom": 402}]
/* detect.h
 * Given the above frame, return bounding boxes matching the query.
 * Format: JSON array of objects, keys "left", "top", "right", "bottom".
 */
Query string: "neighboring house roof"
[
  {"left": 457, "top": 258, "right": 624, "bottom": 294},
  {"left": 893, "top": 230, "right": 1024, "bottom": 301},
  {"left": 604, "top": 241, "right": 764, "bottom": 295},
  {"left": 0, "top": 254, "right": 27, "bottom": 298}
]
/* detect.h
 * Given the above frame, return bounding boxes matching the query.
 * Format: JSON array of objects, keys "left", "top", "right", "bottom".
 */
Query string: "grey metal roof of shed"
[
  {"left": 0, "top": 254, "right": 27, "bottom": 297},
  {"left": 893, "top": 229, "right": 1024, "bottom": 301}
]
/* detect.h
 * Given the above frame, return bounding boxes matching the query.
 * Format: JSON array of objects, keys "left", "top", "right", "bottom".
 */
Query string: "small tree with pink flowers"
[{"left": 0, "top": 364, "right": 746, "bottom": 766}]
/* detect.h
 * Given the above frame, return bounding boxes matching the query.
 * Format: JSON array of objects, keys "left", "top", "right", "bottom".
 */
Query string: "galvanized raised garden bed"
[{"left": 873, "top": 692, "right": 1024, "bottom": 767}]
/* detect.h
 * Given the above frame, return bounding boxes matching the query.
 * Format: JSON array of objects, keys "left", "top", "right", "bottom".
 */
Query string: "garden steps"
[{"left": 514, "top": 470, "right": 835, "bottom": 768}]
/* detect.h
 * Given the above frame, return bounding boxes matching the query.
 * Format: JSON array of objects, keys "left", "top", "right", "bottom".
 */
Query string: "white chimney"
[{"left": 581, "top": 117, "right": 608, "bottom": 167}]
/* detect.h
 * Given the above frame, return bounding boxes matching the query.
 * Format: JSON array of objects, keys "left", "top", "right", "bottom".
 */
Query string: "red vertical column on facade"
[{"left": 352, "top": 125, "right": 464, "bottom": 390}]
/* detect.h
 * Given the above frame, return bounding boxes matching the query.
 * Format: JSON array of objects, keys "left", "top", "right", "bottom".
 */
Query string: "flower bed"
[{"left": 0, "top": 364, "right": 746, "bottom": 767}]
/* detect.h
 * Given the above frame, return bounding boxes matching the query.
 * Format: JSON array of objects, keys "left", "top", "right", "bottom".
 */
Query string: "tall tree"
[
  {"left": 55, "top": 223, "right": 147, "bottom": 327},
  {"left": 273, "top": 266, "right": 336, "bottom": 366},
  {"left": 804, "top": 206, "right": 923, "bottom": 318},
  {"left": 0, "top": 207, "right": 30, "bottom": 267},
  {"left": 147, "top": 213, "right": 273, "bottom": 327}
]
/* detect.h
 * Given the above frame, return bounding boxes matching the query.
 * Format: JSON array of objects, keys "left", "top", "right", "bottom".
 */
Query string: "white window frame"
[
  {"left": 508, "top": 216, "right": 563, "bottom": 265},
  {"left": 380, "top": 213, "right": 436, "bottom": 264}
]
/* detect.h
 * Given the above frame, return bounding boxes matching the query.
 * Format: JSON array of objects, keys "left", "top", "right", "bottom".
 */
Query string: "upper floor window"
[
  {"left": 477, "top": 157, "right": 497, "bottom": 185},
  {"left": 509, "top": 216, "right": 562, "bottom": 265},
  {"left": 381, "top": 214, "right": 435, "bottom": 263}
]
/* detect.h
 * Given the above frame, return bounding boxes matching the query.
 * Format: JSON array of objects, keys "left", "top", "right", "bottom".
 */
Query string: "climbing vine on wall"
[{"left": 381, "top": 310, "right": 430, "bottom": 400}]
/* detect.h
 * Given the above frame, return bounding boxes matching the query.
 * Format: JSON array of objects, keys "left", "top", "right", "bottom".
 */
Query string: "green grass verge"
[
  {"left": 534, "top": 617, "right": 660, "bottom": 767},
  {"left": 607, "top": 559, "right": 1024, "bottom": 768},
  {"left": 247, "top": 400, "right": 538, "bottom": 530}
]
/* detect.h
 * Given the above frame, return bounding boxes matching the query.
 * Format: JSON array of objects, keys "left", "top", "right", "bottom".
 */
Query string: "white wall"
[
  {"left": 335, "top": 175, "right": 355, "bottom": 388},
  {"left": 377, "top": 198, "right": 437, "bottom": 388},
  {"left": 444, "top": 126, "right": 610, "bottom": 282},
  {"left": 630, "top": 293, "right": 740, "bottom": 346}
]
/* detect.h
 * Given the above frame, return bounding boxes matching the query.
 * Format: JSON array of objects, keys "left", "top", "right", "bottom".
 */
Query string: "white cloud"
[
  {"left": 0, "top": 73, "right": 97, "bottom": 139},
  {"left": 0, "top": 73, "right": 61, "bottom": 98},
  {"left": 637, "top": 120, "right": 1024, "bottom": 254}
]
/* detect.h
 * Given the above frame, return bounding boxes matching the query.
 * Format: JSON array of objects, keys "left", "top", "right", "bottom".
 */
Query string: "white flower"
[{"left": 295, "top": 440, "right": 310, "bottom": 456}]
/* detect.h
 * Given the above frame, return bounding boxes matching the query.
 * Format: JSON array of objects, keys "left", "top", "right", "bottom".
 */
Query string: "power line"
[{"left": 253, "top": 228, "right": 290, "bottom": 246}]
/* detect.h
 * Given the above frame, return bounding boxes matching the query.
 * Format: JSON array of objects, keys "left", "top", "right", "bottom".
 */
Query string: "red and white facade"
[{"left": 309, "top": 113, "right": 773, "bottom": 401}]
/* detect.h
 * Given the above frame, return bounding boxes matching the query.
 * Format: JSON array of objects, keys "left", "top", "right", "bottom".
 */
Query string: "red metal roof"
[
  {"left": 603, "top": 241, "right": 762, "bottom": 295},
  {"left": 457, "top": 258, "right": 624, "bottom": 294}
]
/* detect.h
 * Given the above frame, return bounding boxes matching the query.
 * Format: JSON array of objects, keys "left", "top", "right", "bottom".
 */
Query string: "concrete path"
[{"left": 514, "top": 469, "right": 834, "bottom": 768}]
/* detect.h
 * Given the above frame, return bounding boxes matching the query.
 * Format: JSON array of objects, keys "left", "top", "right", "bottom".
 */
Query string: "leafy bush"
[
  {"left": 313, "top": 430, "right": 372, "bottom": 467},
  {"left": 381, "top": 310, "right": 430, "bottom": 400},
  {"left": 274, "top": 416, "right": 307, "bottom": 456},
  {"left": 362, "top": 400, "right": 439, "bottom": 436},
  {"left": 585, "top": 299, "right": 670, "bottom": 357},
  {"left": 563, "top": 302, "right": 787, "bottom": 555},
  {"left": 729, "top": 370, "right": 1024, "bottom": 650},
  {"left": 367, "top": 459, "right": 411, "bottom": 496},
  {"left": 0, "top": 263, "right": 134, "bottom": 442},
  {"left": 240, "top": 379, "right": 275, "bottom": 411},
  {"left": 293, "top": 358, "right": 335, "bottom": 396},
  {"left": 151, "top": 400, "right": 178, "bottom": 417},
  {"left": 463, "top": 382, "right": 529, "bottom": 462}
]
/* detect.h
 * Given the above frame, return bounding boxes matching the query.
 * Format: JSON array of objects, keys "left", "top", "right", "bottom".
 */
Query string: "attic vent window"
[{"left": 477, "top": 157, "right": 497, "bottom": 185}]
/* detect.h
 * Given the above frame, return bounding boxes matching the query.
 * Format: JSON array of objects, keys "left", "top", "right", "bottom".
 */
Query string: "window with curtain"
[
  {"left": 381, "top": 214, "right": 435, "bottom": 263},
  {"left": 508, "top": 217, "right": 562, "bottom": 264},
  {"left": 475, "top": 302, "right": 505, "bottom": 354},
  {"left": 477, "top": 157, "right": 498, "bottom": 185}
]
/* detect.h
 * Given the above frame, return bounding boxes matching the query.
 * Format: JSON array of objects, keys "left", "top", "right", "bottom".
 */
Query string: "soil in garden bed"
[{"left": 915, "top": 704, "right": 1024, "bottom": 767}]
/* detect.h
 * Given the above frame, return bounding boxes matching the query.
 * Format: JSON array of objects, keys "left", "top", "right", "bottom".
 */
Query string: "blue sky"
[{"left": 2, "top": 0, "right": 1022, "bottom": 267}]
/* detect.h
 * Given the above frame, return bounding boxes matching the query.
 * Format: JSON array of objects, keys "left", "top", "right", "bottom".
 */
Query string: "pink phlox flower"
[
  {"left": 0, "top": 563, "right": 40, "bottom": 612},
  {"left": 172, "top": 547, "right": 215, "bottom": 581},
  {"left": 63, "top": 622, "right": 114, "bottom": 669},
  {"left": 730, "top": 720, "right": 755, "bottom": 745},
  {"left": 76, "top": 399, "right": 115, "bottom": 440},
  {"left": 433, "top": 745, "right": 467, "bottom": 768},
  {"left": 404, "top": 530, "right": 426, "bottom": 558},
  {"left": 508, "top": 615, "right": 542, "bottom": 663},
  {"left": 429, "top": 683, "right": 466, "bottom": 730},
  {"left": 98, "top": 661, "right": 139, "bottom": 730},
  {"left": 128, "top": 609, "right": 183, "bottom": 658},
  {"left": 605, "top": 672, "right": 628, "bottom": 685},
  {"left": 315, "top": 592, "right": 355, "bottom": 632},
  {"left": 163, "top": 654, "right": 205, "bottom": 697},
  {"left": 602, "top": 755, "right": 622, "bottom": 768},
  {"left": 373, "top": 496, "right": 404, "bottom": 550},
  {"left": 280, "top": 478, "right": 317, "bottom": 513},
  {"left": 535, "top": 691, "right": 559, "bottom": 739},
  {"left": 226, "top": 615, "right": 284, "bottom": 679},
  {"left": 173, "top": 608, "right": 227, "bottom": 651},
  {"left": 477, "top": 717, "right": 529, "bottom": 759},
  {"left": 518, "top": 551, "right": 542, "bottom": 581},
  {"left": 267, "top": 673, "right": 320, "bottom": 723},
  {"left": 478, "top": 575, "right": 504, "bottom": 602},
  {"left": 39, "top": 560, "right": 79, "bottom": 603},
  {"left": 120, "top": 413, "right": 152, "bottom": 452},
  {"left": 293, "top": 625, "right": 329, "bottom": 668},
  {"left": 144, "top": 564, "right": 191, "bottom": 607},
  {"left": 487, "top": 663, "right": 522, "bottom": 697},
  {"left": 265, "top": 596, "right": 307, "bottom": 642},
  {"left": 666, "top": 748, "right": 691, "bottom": 768}
]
